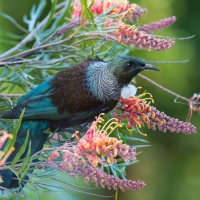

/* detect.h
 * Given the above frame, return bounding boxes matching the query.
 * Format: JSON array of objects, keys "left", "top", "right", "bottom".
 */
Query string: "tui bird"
[{"left": 0, "top": 56, "right": 159, "bottom": 188}]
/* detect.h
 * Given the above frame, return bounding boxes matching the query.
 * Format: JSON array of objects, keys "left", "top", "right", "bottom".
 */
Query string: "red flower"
[{"left": 116, "top": 95, "right": 196, "bottom": 134}]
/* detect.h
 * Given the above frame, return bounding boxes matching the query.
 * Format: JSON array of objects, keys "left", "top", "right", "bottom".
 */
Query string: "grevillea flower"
[
  {"left": 115, "top": 94, "right": 196, "bottom": 134},
  {"left": 74, "top": 115, "right": 137, "bottom": 166},
  {"left": 59, "top": 151, "right": 145, "bottom": 191},
  {"left": 0, "top": 130, "right": 15, "bottom": 167},
  {"left": 106, "top": 21, "right": 175, "bottom": 51},
  {"left": 46, "top": 115, "right": 145, "bottom": 191},
  {"left": 138, "top": 16, "right": 177, "bottom": 34},
  {"left": 71, "top": 0, "right": 175, "bottom": 51},
  {"left": 72, "top": 0, "right": 147, "bottom": 22}
]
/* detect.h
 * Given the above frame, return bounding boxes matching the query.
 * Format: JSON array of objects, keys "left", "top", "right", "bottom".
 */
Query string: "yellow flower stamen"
[
  {"left": 136, "top": 125, "right": 147, "bottom": 137},
  {"left": 107, "top": 123, "right": 122, "bottom": 136},
  {"left": 100, "top": 117, "right": 118, "bottom": 132},
  {"left": 0, "top": 147, "right": 15, "bottom": 166}
]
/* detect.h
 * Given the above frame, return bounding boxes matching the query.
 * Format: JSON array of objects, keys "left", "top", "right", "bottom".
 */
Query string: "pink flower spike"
[
  {"left": 138, "top": 16, "right": 177, "bottom": 34},
  {"left": 108, "top": 22, "right": 175, "bottom": 51},
  {"left": 117, "top": 96, "right": 197, "bottom": 134},
  {"left": 0, "top": 130, "right": 13, "bottom": 149}
]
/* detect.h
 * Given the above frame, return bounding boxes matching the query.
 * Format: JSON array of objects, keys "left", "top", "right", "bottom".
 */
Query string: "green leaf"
[
  {"left": 80, "top": 0, "right": 95, "bottom": 24},
  {"left": 131, "top": 144, "right": 151, "bottom": 148},
  {"left": 116, "top": 160, "right": 138, "bottom": 167},
  {"left": 21, "top": 62, "right": 26, "bottom": 71},
  {"left": 0, "top": 30, "right": 23, "bottom": 40},
  {"left": 21, "top": 187, "right": 31, "bottom": 200},
  {"left": 88, "top": 0, "right": 94, "bottom": 9},
  {"left": 86, "top": 9, "right": 94, "bottom": 23},
  {"left": 0, "top": 12, "right": 27, "bottom": 32},
  {"left": 42, "top": 0, "right": 58, "bottom": 30},
  {"left": 18, "top": 141, "right": 32, "bottom": 175},
  {"left": 110, "top": 165, "right": 118, "bottom": 177},
  {"left": 122, "top": 136, "right": 149, "bottom": 143},
  {"left": 23, "top": 0, "right": 46, "bottom": 31},
  {"left": 10, "top": 130, "right": 29, "bottom": 168},
  {"left": 53, "top": 0, "right": 70, "bottom": 27},
  {"left": 0, "top": 86, "right": 9, "bottom": 93},
  {"left": 0, "top": 101, "right": 13, "bottom": 111},
  {"left": 18, "top": 157, "right": 32, "bottom": 185}
]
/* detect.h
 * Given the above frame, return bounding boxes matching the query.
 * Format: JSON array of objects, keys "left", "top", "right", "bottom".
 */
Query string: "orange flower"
[{"left": 75, "top": 114, "right": 137, "bottom": 166}]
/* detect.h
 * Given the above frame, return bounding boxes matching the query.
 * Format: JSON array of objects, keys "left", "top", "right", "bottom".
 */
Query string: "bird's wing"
[
  {"left": 2, "top": 94, "right": 108, "bottom": 121},
  {"left": 18, "top": 76, "right": 55, "bottom": 104},
  {"left": 1, "top": 76, "right": 62, "bottom": 119},
  {"left": 2, "top": 94, "right": 71, "bottom": 119}
]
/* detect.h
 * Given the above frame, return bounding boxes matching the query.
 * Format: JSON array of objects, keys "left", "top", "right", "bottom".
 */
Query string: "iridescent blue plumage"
[{"left": 0, "top": 56, "right": 159, "bottom": 188}]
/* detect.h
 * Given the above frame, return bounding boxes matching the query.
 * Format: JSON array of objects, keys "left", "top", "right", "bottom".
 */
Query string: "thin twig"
[
  {"left": 0, "top": 94, "right": 22, "bottom": 98},
  {"left": 49, "top": 177, "right": 101, "bottom": 190},
  {"left": 147, "top": 59, "right": 190, "bottom": 64},
  {"left": 19, "top": 179, "right": 114, "bottom": 198}
]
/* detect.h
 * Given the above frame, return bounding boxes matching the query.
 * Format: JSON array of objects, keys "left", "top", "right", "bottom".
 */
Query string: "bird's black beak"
[{"left": 143, "top": 64, "right": 159, "bottom": 71}]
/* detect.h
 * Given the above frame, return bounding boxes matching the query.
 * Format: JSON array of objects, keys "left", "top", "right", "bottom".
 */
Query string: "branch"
[{"left": 0, "top": 94, "right": 22, "bottom": 98}]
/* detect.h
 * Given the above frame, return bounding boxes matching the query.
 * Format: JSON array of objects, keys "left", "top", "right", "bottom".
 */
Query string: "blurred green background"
[{"left": 0, "top": 0, "right": 200, "bottom": 199}]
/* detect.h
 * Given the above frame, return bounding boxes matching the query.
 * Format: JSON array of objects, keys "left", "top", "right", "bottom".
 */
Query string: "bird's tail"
[{"left": 0, "top": 119, "right": 49, "bottom": 188}]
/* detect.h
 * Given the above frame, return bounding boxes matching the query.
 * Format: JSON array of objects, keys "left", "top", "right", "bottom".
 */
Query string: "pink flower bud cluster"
[
  {"left": 116, "top": 96, "right": 196, "bottom": 134},
  {"left": 108, "top": 22, "right": 175, "bottom": 51},
  {"left": 48, "top": 150, "right": 145, "bottom": 192},
  {"left": 138, "top": 16, "right": 177, "bottom": 34}
]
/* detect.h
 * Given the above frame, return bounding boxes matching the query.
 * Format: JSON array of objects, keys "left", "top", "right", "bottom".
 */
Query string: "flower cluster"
[
  {"left": 72, "top": 0, "right": 147, "bottom": 22},
  {"left": 46, "top": 115, "right": 144, "bottom": 192},
  {"left": 116, "top": 95, "right": 196, "bottom": 134},
  {"left": 75, "top": 116, "right": 137, "bottom": 166},
  {"left": 0, "top": 130, "right": 15, "bottom": 166},
  {"left": 47, "top": 149, "right": 145, "bottom": 192},
  {"left": 106, "top": 21, "right": 175, "bottom": 51},
  {"left": 59, "top": 151, "right": 145, "bottom": 192},
  {"left": 71, "top": 0, "right": 175, "bottom": 51}
]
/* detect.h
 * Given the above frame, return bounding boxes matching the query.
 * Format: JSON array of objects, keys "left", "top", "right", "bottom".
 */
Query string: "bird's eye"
[{"left": 126, "top": 62, "right": 132, "bottom": 68}]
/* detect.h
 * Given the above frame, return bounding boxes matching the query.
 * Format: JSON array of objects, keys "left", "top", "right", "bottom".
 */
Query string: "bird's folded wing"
[
  {"left": 1, "top": 76, "right": 63, "bottom": 119},
  {"left": 2, "top": 95, "right": 70, "bottom": 120},
  {"left": 18, "top": 76, "right": 55, "bottom": 104},
  {"left": 2, "top": 94, "right": 106, "bottom": 122}
]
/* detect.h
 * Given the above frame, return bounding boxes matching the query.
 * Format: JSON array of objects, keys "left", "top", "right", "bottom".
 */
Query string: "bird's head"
[{"left": 107, "top": 56, "right": 159, "bottom": 85}]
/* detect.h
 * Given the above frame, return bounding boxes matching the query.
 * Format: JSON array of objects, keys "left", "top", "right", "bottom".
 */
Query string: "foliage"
[{"left": 0, "top": 0, "right": 199, "bottom": 199}]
